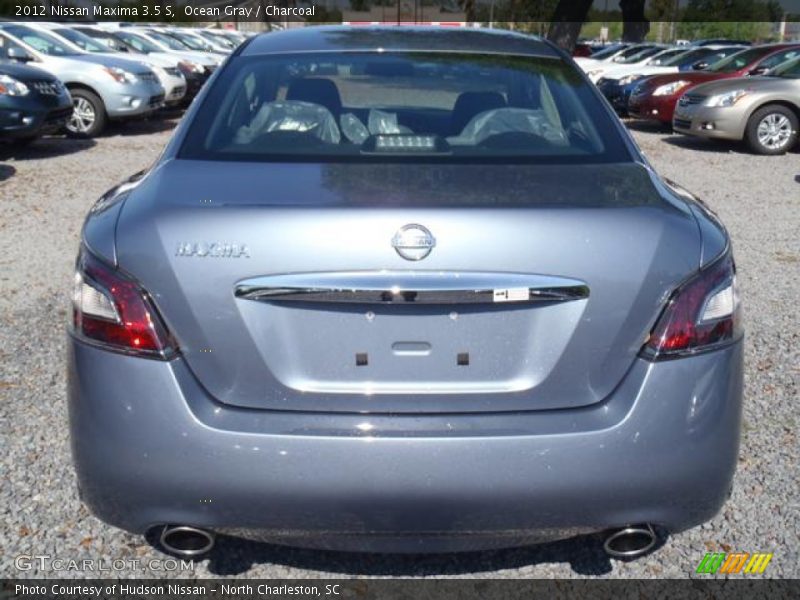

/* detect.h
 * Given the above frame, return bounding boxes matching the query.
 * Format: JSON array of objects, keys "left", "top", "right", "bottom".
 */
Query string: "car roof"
[{"left": 241, "top": 26, "right": 560, "bottom": 59}]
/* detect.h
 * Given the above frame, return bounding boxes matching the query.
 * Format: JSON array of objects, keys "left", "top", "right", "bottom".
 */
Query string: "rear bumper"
[{"left": 68, "top": 337, "right": 743, "bottom": 552}]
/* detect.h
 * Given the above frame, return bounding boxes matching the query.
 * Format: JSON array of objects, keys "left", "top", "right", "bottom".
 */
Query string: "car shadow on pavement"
[
  {"left": 159, "top": 530, "right": 667, "bottom": 577},
  {"left": 0, "top": 137, "right": 95, "bottom": 161},
  {"left": 661, "top": 135, "right": 748, "bottom": 154},
  {"left": 108, "top": 115, "right": 181, "bottom": 138},
  {"left": 621, "top": 119, "right": 673, "bottom": 134},
  {"left": 0, "top": 163, "right": 16, "bottom": 181}
]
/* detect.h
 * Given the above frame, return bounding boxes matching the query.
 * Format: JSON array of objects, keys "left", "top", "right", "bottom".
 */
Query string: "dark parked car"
[
  {"left": 0, "top": 60, "right": 72, "bottom": 144},
  {"left": 69, "top": 27, "right": 743, "bottom": 559},
  {"left": 628, "top": 44, "right": 800, "bottom": 125}
]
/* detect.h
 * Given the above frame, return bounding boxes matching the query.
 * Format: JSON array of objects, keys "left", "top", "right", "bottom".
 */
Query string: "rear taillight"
[
  {"left": 642, "top": 252, "right": 742, "bottom": 359},
  {"left": 71, "top": 248, "right": 177, "bottom": 359}
]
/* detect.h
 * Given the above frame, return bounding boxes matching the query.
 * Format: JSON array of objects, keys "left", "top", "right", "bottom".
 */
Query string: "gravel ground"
[{"left": 0, "top": 118, "right": 797, "bottom": 580}]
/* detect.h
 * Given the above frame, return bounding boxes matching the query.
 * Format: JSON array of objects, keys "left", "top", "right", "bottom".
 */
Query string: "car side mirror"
[
  {"left": 692, "top": 61, "right": 709, "bottom": 70},
  {"left": 748, "top": 66, "right": 768, "bottom": 76},
  {"left": 8, "top": 47, "right": 34, "bottom": 63}
]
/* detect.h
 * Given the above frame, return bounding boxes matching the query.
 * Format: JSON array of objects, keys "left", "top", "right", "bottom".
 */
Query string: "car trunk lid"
[{"left": 115, "top": 160, "right": 700, "bottom": 414}]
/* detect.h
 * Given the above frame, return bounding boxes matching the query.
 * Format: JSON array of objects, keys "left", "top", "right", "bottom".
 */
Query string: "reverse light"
[
  {"left": 0, "top": 74, "right": 30, "bottom": 97},
  {"left": 103, "top": 66, "right": 138, "bottom": 84},
  {"left": 71, "top": 249, "right": 177, "bottom": 358},
  {"left": 653, "top": 80, "right": 690, "bottom": 96},
  {"left": 704, "top": 89, "right": 749, "bottom": 107},
  {"left": 642, "top": 252, "right": 742, "bottom": 359}
]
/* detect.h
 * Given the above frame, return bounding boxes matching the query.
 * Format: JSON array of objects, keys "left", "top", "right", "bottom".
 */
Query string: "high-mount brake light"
[
  {"left": 71, "top": 248, "right": 177, "bottom": 358},
  {"left": 642, "top": 252, "right": 742, "bottom": 359}
]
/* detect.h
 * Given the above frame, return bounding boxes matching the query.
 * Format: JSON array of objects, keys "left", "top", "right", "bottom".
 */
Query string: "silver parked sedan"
[
  {"left": 68, "top": 27, "right": 743, "bottom": 559},
  {"left": 673, "top": 56, "right": 800, "bottom": 154}
]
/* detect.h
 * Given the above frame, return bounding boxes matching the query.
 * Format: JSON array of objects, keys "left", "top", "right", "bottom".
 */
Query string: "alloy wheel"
[
  {"left": 68, "top": 97, "right": 96, "bottom": 134},
  {"left": 756, "top": 113, "right": 792, "bottom": 150}
]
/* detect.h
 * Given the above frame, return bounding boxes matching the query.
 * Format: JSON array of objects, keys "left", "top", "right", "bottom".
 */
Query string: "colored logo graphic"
[{"left": 696, "top": 552, "right": 773, "bottom": 575}]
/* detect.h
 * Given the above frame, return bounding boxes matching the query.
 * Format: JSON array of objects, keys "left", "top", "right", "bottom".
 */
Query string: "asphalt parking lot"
[{"left": 0, "top": 120, "right": 798, "bottom": 579}]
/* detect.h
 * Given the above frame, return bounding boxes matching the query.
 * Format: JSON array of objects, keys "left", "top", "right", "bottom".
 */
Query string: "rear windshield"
[{"left": 179, "top": 52, "right": 631, "bottom": 164}]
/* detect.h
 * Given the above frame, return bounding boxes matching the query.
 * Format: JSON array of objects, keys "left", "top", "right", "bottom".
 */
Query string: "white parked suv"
[{"left": 33, "top": 23, "right": 186, "bottom": 108}]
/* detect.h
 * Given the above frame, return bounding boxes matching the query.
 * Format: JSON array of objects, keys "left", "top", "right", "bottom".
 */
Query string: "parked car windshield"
[
  {"left": 143, "top": 30, "right": 190, "bottom": 51},
  {"left": 170, "top": 32, "right": 213, "bottom": 52},
  {"left": 54, "top": 28, "right": 111, "bottom": 53},
  {"left": 200, "top": 31, "right": 234, "bottom": 48},
  {"left": 115, "top": 31, "right": 161, "bottom": 54},
  {"left": 180, "top": 52, "right": 631, "bottom": 164},
  {"left": 77, "top": 28, "right": 129, "bottom": 52},
  {"left": 617, "top": 46, "right": 664, "bottom": 64},
  {"left": 706, "top": 46, "right": 773, "bottom": 72},
  {"left": 771, "top": 57, "right": 800, "bottom": 78},
  {"left": 589, "top": 44, "right": 626, "bottom": 60},
  {"left": 2, "top": 25, "right": 82, "bottom": 57},
  {"left": 660, "top": 47, "right": 714, "bottom": 67},
  {"left": 646, "top": 48, "right": 685, "bottom": 65}
]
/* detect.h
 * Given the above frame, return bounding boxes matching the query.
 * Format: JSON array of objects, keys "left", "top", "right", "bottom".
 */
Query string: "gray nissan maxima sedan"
[{"left": 68, "top": 26, "right": 743, "bottom": 559}]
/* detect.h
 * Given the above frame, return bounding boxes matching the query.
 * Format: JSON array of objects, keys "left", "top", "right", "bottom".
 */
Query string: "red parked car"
[
  {"left": 628, "top": 44, "right": 800, "bottom": 125},
  {"left": 573, "top": 42, "right": 593, "bottom": 58}
]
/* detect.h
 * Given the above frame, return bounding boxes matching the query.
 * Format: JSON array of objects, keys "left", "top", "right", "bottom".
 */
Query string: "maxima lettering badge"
[
  {"left": 176, "top": 242, "right": 250, "bottom": 258},
  {"left": 391, "top": 224, "right": 436, "bottom": 261}
]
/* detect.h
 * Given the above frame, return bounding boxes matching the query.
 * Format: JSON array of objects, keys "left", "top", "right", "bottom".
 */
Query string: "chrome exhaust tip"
[
  {"left": 603, "top": 524, "right": 657, "bottom": 559},
  {"left": 159, "top": 525, "right": 215, "bottom": 557}
]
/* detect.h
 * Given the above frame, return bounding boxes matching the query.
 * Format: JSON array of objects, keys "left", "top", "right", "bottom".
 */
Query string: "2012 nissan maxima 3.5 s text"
[{"left": 68, "top": 26, "right": 743, "bottom": 559}]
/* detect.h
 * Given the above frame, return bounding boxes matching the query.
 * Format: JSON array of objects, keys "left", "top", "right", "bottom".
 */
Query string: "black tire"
[
  {"left": 744, "top": 105, "right": 799, "bottom": 155},
  {"left": 65, "top": 89, "right": 107, "bottom": 138}
]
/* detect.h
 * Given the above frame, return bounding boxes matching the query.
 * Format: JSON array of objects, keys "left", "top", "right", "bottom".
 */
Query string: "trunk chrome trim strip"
[{"left": 235, "top": 271, "right": 589, "bottom": 305}]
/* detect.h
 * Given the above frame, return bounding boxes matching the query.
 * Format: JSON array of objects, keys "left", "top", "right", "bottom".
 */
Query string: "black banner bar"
[
  {"left": 3, "top": 579, "right": 800, "bottom": 600},
  {"left": 1, "top": 0, "right": 800, "bottom": 23}
]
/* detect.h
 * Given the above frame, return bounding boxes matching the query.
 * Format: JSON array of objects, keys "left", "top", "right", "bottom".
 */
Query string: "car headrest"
[
  {"left": 286, "top": 78, "right": 343, "bottom": 116},
  {"left": 450, "top": 91, "right": 507, "bottom": 134}
]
